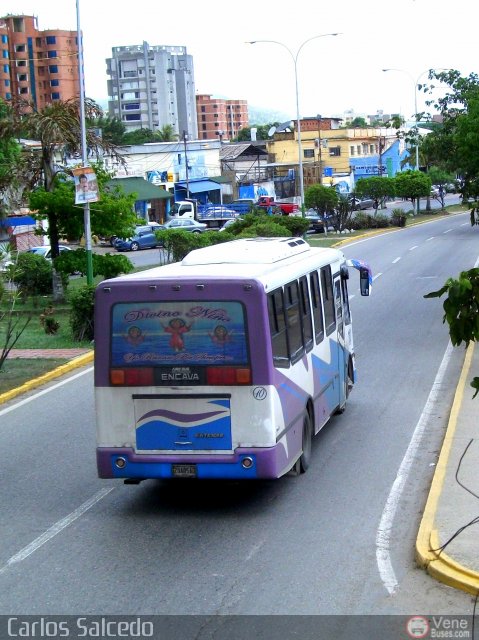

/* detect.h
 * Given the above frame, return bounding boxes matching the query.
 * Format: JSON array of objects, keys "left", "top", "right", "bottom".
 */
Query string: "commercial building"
[
  {"left": 266, "top": 117, "right": 408, "bottom": 196},
  {"left": 106, "top": 42, "right": 197, "bottom": 139},
  {"left": 0, "top": 14, "right": 79, "bottom": 108},
  {"left": 196, "top": 94, "right": 249, "bottom": 141}
]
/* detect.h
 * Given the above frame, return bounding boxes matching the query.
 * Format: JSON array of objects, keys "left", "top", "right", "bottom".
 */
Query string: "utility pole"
[
  {"left": 317, "top": 114, "right": 322, "bottom": 185},
  {"left": 183, "top": 130, "right": 190, "bottom": 198}
]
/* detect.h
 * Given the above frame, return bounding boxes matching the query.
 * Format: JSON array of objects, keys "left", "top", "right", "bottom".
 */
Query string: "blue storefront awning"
[
  {"left": 176, "top": 180, "right": 221, "bottom": 194},
  {"left": 0, "top": 216, "right": 37, "bottom": 227}
]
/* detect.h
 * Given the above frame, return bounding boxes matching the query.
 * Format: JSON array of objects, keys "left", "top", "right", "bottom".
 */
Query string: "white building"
[{"left": 106, "top": 42, "right": 198, "bottom": 139}]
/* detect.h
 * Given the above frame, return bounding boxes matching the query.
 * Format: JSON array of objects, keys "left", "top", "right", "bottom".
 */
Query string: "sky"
[{"left": 6, "top": 0, "right": 478, "bottom": 124}]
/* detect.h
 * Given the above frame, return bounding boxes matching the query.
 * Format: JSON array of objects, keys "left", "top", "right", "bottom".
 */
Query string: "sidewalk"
[{"left": 416, "top": 342, "right": 479, "bottom": 595}]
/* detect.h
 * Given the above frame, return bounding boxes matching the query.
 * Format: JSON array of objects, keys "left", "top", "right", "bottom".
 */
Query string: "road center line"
[
  {"left": 392, "top": 257, "right": 401, "bottom": 264},
  {"left": 0, "top": 488, "right": 114, "bottom": 575},
  {"left": 426, "top": 237, "right": 435, "bottom": 241},
  {"left": 372, "top": 273, "right": 382, "bottom": 281},
  {"left": 443, "top": 229, "right": 453, "bottom": 234},
  {"left": 409, "top": 246, "right": 418, "bottom": 251},
  {"left": 376, "top": 341, "right": 454, "bottom": 595}
]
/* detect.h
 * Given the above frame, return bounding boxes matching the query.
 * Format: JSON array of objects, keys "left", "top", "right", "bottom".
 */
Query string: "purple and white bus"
[{"left": 94, "top": 237, "right": 371, "bottom": 482}]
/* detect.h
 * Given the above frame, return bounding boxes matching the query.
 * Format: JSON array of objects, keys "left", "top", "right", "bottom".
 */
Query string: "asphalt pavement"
[{"left": 1, "top": 204, "right": 477, "bottom": 597}]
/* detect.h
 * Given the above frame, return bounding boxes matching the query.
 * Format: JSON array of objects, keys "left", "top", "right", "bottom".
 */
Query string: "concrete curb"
[
  {"left": 415, "top": 342, "right": 479, "bottom": 595},
  {"left": 0, "top": 351, "right": 94, "bottom": 405}
]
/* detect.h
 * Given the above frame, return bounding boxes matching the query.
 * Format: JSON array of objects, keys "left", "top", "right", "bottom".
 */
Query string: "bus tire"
[{"left": 299, "top": 412, "right": 313, "bottom": 473}]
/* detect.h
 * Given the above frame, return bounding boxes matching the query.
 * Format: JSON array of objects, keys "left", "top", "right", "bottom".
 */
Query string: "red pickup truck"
[{"left": 256, "top": 196, "right": 299, "bottom": 215}]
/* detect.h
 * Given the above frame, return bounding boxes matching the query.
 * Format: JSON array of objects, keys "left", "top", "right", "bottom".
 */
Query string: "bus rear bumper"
[{"left": 97, "top": 446, "right": 288, "bottom": 480}]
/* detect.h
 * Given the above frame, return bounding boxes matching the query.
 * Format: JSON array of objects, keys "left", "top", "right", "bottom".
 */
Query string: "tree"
[
  {"left": 89, "top": 115, "right": 125, "bottom": 145},
  {"left": 0, "top": 99, "right": 24, "bottom": 215},
  {"left": 393, "top": 170, "right": 431, "bottom": 210},
  {"left": 29, "top": 164, "right": 138, "bottom": 244},
  {"left": 4, "top": 96, "right": 123, "bottom": 258},
  {"left": 154, "top": 125, "right": 178, "bottom": 142},
  {"left": 304, "top": 184, "right": 339, "bottom": 216},
  {"left": 425, "top": 269, "right": 479, "bottom": 397},
  {"left": 348, "top": 117, "right": 368, "bottom": 128},
  {"left": 236, "top": 123, "right": 279, "bottom": 142},
  {"left": 355, "top": 176, "right": 396, "bottom": 212},
  {"left": 426, "top": 70, "right": 479, "bottom": 199},
  {"left": 121, "top": 128, "right": 157, "bottom": 145}
]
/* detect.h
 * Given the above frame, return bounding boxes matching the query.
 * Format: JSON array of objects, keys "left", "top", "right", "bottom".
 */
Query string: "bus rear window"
[{"left": 111, "top": 301, "right": 249, "bottom": 370}]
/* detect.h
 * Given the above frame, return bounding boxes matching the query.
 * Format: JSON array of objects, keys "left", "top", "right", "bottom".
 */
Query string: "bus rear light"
[
  {"left": 110, "top": 368, "right": 154, "bottom": 386},
  {"left": 206, "top": 367, "right": 251, "bottom": 385}
]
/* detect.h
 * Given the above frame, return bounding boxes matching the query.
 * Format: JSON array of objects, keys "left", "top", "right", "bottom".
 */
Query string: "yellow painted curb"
[
  {"left": 0, "top": 351, "right": 94, "bottom": 405},
  {"left": 416, "top": 342, "right": 479, "bottom": 594}
]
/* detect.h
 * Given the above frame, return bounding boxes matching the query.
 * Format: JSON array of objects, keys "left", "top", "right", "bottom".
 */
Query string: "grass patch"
[{"left": 0, "top": 358, "right": 68, "bottom": 394}]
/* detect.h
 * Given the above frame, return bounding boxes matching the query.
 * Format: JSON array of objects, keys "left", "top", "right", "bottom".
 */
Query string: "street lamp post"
[
  {"left": 382, "top": 68, "right": 435, "bottom": 214},
  {"left": 247, "top": 34, "right": 340, "bottom": 214}
]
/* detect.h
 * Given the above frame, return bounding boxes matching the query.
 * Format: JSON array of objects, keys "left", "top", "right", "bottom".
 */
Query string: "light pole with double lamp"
[{"left": 247, "top": 34, "right": 340, "bottom": 214}]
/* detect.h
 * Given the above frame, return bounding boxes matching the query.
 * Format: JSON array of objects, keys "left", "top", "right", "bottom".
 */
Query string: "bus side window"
[
  {"left": 284, "top": 280, "right": 305, "bottom": 364},
  {"left": 299, "top": 276, "right": 313, "bottom": 352},
  {"left": 310, "top": 271, "right": 324, "bottom": 344},
  {"left": 268, "top": 289, "right": 290, "bottom": 368},
  {"left": 342, "top": 279, "right": 351, "bottom": 325},
  {"left": 321, "top": 266, "right": 336, "bottom": 336}
]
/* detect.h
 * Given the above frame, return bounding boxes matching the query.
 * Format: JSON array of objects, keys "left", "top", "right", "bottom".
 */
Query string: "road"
[{"left": 1, "top": 212, "right": 477, "bottom": 630}]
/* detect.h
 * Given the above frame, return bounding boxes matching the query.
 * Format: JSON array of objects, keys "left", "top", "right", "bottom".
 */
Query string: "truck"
[
  {"left": 255, "top": 196, "right": 300, "bottom": 215},
  {"left": 169, "top": 199, "right": 239, "bottom": 229}
]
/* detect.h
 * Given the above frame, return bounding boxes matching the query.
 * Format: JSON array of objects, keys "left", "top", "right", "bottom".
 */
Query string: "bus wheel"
[{"left": 299, "top": 412, "right": 313, "bottom": 473}]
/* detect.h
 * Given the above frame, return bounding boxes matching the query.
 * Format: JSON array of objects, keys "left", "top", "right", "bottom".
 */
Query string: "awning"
[
  {"left": 0, "top": 216, "right": 37, "bottom": 227},
  {"left": 176, "top": 179, "right": 221, "bottom": 194}
]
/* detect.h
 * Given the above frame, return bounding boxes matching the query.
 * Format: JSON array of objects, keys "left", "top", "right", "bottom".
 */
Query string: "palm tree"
[
  {"left": 5, "top": 96, "right": 123, "bottom": 258},
  {"left": 1, "top": 97, "right": 124, "bottom": 301},
  {"left": 155, "top": 124, "right": 179, "bottom": 142}
]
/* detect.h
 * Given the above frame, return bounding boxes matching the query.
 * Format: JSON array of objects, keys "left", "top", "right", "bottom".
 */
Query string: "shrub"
[
  {"left": 390, "top": 208, "right": 407, "bottom": 227},
  {"left": 275, "top": 215, "right": 310, "bottom": 237},
  {"left": 39, "top": 307, "right": 60, "bottom": 334},
  {"left": 10, "top": 252, "right": 53, "bottom": 297},
  {"left": 68, "top": 284, "right": 95, "bottom": 341},
  {"left": 95, "top": 253, "right": 134, "bottom": 279}
]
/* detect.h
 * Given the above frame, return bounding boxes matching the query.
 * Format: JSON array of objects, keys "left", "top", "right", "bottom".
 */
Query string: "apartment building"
[
  {"left": 0, "top": 14, "right": 79, "bottom": 108},
  {"left": 106, "top": 42, "right": 198, "bottom": 139},
  {"left": 196, "top": 94, "right": 249, "bottom": 141}
]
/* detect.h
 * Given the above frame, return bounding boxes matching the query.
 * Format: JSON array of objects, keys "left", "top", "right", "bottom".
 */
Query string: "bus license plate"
[{"left": 172, "top": 464, "right": 197, "bottom": 478}]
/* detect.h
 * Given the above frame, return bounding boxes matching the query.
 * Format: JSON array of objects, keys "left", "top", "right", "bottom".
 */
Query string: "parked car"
[
  {"left": 218, "top": 218, "right": 246, "bottom": 232},
  {"left": 27, "top": 245, "right": 72, "bottom": 260},
  {"left": 305, "top": 210, "right": 325, "bottom": 234},
  {"left": 157, "top": 219, "right": 207, "bottom": 233},
  {"left": 349, "top": 197, "right": 375, "bottom": 210},
  {"left": 1, "top": 244, "right": 72, "bottom": 273},
  {"left": 115, "top": 224, "right": 163, "bottom": 252}
]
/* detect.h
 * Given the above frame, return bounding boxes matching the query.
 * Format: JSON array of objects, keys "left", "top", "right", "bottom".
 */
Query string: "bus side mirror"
[{"left": 360, "top": 268, "right": 370, "bottom": 296}]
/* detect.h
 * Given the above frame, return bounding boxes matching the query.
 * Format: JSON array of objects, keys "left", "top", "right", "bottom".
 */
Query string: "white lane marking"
[
  {"left": 443, "top": 229, "right": 453, "bottom": 234},
  {"left": 376, "top": 341, "right": 454, "bottom": 595},
  {"left": 373, "top": 273, "right": 382, "bottom": 281},
  {"left": 426, "top": 237, "right": 435, "bottom": 241},
  {"left": 392, "top": 257, "right": 401, "bottom": 264},
  {"left": 0, "top": 367, "right": 93, "bottom": 419},
  {"left": 460, "top": 223, "right": 469, "bottom": 226},
  {"left": 409, "top": 246, "right": 418, "bottom": 251},
  {"left": 0, "top": 488, "right": 114, "bottom": 575}
]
